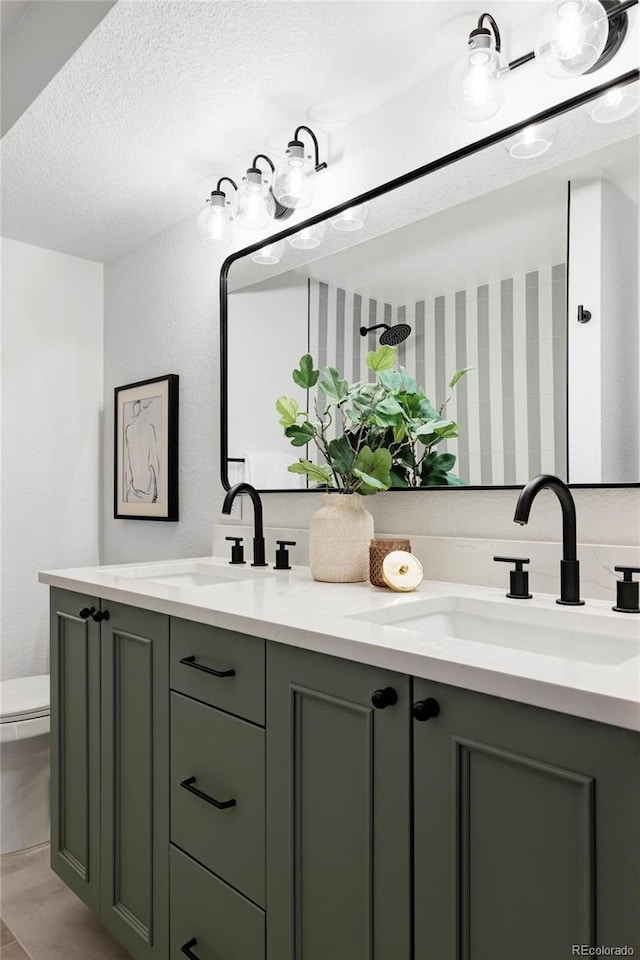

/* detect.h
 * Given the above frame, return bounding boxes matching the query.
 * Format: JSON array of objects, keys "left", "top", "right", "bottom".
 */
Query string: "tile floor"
[{"left": 0, "top": 844, "right": 131, "bottom": 960}]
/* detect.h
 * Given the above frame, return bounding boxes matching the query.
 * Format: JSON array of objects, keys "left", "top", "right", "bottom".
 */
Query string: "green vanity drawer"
[
  {"left": 170, "top": 846, "right": 265, "bottom": 960},
  {"left": 170, "top": 692, "right": 265, "bottom": 907},
  {"left": 170, "top": 618, "right": 265, "bottom": 725}
]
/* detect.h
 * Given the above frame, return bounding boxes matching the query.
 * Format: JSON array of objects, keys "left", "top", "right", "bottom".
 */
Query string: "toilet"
[{"left": 0, "top": 675, "right": 50, "bottom": 854}]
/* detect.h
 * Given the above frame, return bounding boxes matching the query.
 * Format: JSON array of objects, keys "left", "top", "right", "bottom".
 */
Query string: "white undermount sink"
[
  {"left": 350, "top": 595, "right": 638, "bottom": 665},
  {"left": 110, "top": 561, "right": 271, "bottom": 588}
]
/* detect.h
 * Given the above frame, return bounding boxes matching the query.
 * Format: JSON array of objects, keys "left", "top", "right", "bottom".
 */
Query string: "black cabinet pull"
[
  {"left": 181, "top": 938, "right": 200, "bottom": 959},
  {"left": 179, "top": 655, "right": 235, "bottom": 678},
  {"left": 92, "top": 610, "right": 110, "bottom": 622},
  {"left": 412, "top": 698, "right": 440, "bottom": 722},
  {"left": 179, "top": 776, "right": 236, "bottom": 810},
  {"left": 371, "top": 687, "right": 398, "bottom": 709},
  {"left": 79, "top": 607, "right": 95, "bottom": 619}
]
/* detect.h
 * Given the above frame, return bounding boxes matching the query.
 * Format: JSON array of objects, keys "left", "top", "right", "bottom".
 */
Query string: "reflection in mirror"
[{"left": 225, "top": 81, "right": 639, "bottom": 492}]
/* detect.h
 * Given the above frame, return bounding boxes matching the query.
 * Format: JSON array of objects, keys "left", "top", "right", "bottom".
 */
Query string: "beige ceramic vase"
[{"left": 309, "top": 493, "right": 374, "bottom": 583}]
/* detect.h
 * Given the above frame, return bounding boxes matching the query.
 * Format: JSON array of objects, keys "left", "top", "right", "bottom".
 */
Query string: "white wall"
[
  {"left": 227, "top": 274, "right": 309, "bottom": 487},
  {"left": 1, "top": 238, "right": 103, "bottom": 680},
  {"left": 102, "top": 13, "right": 640, "bottom": 564}
]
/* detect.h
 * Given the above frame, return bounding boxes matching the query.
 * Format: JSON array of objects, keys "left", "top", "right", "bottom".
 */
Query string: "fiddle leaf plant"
[{"left": 276, "top": 347, "right": 470, "bottom": 493}]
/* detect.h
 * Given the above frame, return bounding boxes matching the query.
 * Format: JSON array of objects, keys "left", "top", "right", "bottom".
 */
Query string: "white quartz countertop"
[{"left": 39, "top": 556, "right": 640, "bottom": 732}]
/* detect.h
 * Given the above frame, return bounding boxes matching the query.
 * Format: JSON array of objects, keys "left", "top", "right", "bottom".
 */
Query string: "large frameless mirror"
[{"left": 221, "top": 74, "right": 639, "bottom": 492}]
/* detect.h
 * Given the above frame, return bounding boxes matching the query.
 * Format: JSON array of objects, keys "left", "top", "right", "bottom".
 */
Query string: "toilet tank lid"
[{"left": 0, "top": 675, "right": 50, "bottom": 722}]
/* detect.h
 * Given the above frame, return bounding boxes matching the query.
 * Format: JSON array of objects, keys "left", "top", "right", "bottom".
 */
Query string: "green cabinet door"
[
  {"left": 413, "top": 678, "right": 640, "bottom": 960},
  {"left": 50, "top": 588, "right": 101, "bottom": 912},
  {"left": 267, "top": 642, "right": 412, "bottom": 960},
  {"left": 100, "top": 601, "right": 169, "bottom": 960}
]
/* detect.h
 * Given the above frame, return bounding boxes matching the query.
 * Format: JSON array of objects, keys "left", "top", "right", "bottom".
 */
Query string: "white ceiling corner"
[{"left": 0, "top": 1, "right": 543, "bottom": 262}]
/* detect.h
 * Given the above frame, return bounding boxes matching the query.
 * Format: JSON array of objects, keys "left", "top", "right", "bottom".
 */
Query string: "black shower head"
[
  {"left": 380, "top": 323, "right": 411, "bottom": 346},
  {"left": 360, "top": 323, "right": 412, "bottom": 346}
]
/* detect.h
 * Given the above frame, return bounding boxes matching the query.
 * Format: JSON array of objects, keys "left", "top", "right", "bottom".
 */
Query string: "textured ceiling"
[{"left": 0, "top": 0, "right": 541, "bottom": 262}]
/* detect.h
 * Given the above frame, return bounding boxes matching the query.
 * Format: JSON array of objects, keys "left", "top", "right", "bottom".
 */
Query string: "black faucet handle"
[
  {"left": 225, "top": 536, "right": 245, "bottom": 565},
  {"left": 493, "top": 556, "right": 532, "bottom": 600},
  {"left": 274, "top": 540, "right": 296, "bottom": 571},
  {"left": 613, "top": 566, "right": 640, "bottom": 614}
]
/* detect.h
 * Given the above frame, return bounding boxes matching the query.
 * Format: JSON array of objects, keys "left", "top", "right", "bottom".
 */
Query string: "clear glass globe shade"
[
  {"left": 287, "top": 221, "right": 326, "bottom": 250},
  {"left": 588, "top": 84, "right": 640, "bottom": 123},
  {"left": 330, "top": 203, "right": 369, "bottom": 232},
  {"left": 449, "top": 45, "right": 508, "bottom": 121},
  {"left": 235, "top": 182, "right": 274, "bottom": 230},
  {"left": 251, "top": 239, "right": 286, "bottom": 265},
  {"left": 196, "top": 204, "right": 233, "bottom": 247},
  {"left": 534, "top": 0, "right": 608, "bottom": 78},
  {"left": 273, "top": 155, "right": 314, "bottom": 209},
  {"left": 505, "top": 123, "right": 556, "bottom": 159}
]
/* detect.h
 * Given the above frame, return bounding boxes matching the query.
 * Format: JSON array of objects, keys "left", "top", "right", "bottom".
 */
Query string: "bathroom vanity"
[{"left": 41, "top": 558, "right": 640, "bottom": 960}]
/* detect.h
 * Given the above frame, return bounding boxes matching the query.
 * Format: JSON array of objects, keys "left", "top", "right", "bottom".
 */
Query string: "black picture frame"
[
  {"left": 219, "top": 68, "right": 639, "bottom": 493},
  {"left": 114, "top": 374, "right": 179, "bottom": 521}
]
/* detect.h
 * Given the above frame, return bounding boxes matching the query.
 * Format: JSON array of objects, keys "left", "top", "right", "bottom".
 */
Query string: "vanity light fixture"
[
  {"left": 196, "top": 177, "right": 237, "bottom": 247},
  {"left": 449, "top": 13, "right": 508, "bottom": 121},
  {"left": 449, "top": 2, "right": 634, "bottom": 121},
  {"left": 273, "top": 125, "right": 328, "bottom": 210},
  {"left": 329, "top": 202, "right": 369, "bottom": 232},
  {"left": 287, "top": 221, "right": 327, "bottom": 250},
  {"left": 587, "top": 81, "right": 639, "bottom": 121},
  {"left": 534, "top": 0, "right": 610, "bottom": 77},
  {"left": 235, "top": 154, "right": 286, "bottom": 230},
  {"left": 235, "top": 155, "right": 273, "bottom": 230},
  {"left": 250, "top": 239, "right": 286, "bottom": 265},
  {"left": 505, "top": 122, "right": 557, "bottom": 158}
]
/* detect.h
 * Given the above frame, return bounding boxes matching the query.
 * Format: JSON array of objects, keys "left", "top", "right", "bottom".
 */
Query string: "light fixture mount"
[
  {"left": 291, "top": 125, "right": 328, "bottom": 173},
  {"left": 248, "top": 154, "right": 292, "bottom": 221},
  {"left": 470, "top": 12, "right": 502, "bottom": 53},
  {"left": 584, "top": 0, "right": 629, "bottom": 72}
]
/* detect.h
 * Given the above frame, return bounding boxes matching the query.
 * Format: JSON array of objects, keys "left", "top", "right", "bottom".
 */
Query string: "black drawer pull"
[
  {"left": 79, "top": 607, "right": 95, "bottom": 619},
  {"left": 179, "top": 655, "right": 235, "bottom": 678},
  {"left": 180, "top": 776, "right": 236, "bottom": 810},
  {"left": 181, "top": 938, "right": 200, "bottom": 959}
]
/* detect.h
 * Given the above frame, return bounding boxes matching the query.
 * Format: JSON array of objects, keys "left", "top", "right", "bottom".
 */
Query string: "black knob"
[
  {"left": 79, "top": 607, "right": 95, "bottom": 619},
  {"left": 494, "top": 555, "right": 532, "bottom": 599},
  {"left": 613, "top": 566, "right": 640, "bottom": 614},
  {"left": 92, "top": 610, "right": 110, "bottom": 622},
  {"left": 412, "top": 698, "right": 440, "bottom": 722},
  {"left": 274, "top": 540, "right": 296, "bottom": 571},
  {"left": 371, "top": 687, "right": 398, "bottom": 709},
  {"left": 225, "top": 536, "right": 245, "bottom": 565}
]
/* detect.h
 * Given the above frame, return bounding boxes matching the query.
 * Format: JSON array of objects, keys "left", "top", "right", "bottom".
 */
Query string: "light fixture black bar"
[
  {"left": 508, "top": 0, "right": 638, "bottom": 70},
  {"left": 215, "top": 176, "right": 238, "bottom": 194},
  {"left": 251, "top": 153, "right": 275, "bottom": 174},
  {"left": 478, "top": 12, "right": 501, "bottom": 51},
  {"left": 294, "top": 125, "right": 328, "bottom": 173}
]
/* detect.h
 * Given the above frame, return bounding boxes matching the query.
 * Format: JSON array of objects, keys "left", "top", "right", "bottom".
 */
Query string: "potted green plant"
[{"left": 276, "top": 346, "right": 469, "bottom": 582}]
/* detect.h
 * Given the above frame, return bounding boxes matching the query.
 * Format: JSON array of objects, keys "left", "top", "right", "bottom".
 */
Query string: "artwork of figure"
[{"left": 123, "top": 396, "right": 162, "bottom": 502}]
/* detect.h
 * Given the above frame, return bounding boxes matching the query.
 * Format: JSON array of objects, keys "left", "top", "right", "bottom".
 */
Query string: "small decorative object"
[
  {"left": 114, "top": 374, "right": 178, "bottom": 521},
  {"left": 369, "top": 538, "right": 412, "bottom": 587},
  {"left": 382, "top": 551, "right": 424, "bottom": 592},
  {"left": 309, "top": 493, "right": 374, "bottom": 583}
]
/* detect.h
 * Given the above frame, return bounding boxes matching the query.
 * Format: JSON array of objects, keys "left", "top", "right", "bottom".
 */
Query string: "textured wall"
[
  {"left": 1, "top": 239, "right": 103, "bottom": 679},
  {"left": 102, "top": 30, "right": 640, "bottom": 563}
]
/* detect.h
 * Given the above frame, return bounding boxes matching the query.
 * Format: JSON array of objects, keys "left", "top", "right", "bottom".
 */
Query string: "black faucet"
[
  {"left": 222, "top": 482, "right": 268, "bottom": 567},
  {"left": 513, "top": 474, "right": 584, "bottom": 606}
]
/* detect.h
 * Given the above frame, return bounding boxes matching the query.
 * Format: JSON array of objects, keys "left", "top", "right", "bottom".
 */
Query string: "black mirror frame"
[{"left": 220, "top": 68, "right": 640, "bottom": 493}]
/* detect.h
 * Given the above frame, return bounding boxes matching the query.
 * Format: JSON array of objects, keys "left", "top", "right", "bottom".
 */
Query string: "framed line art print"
[{"left": 114, "top": 374, "right": 179, "bottom": 520}]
